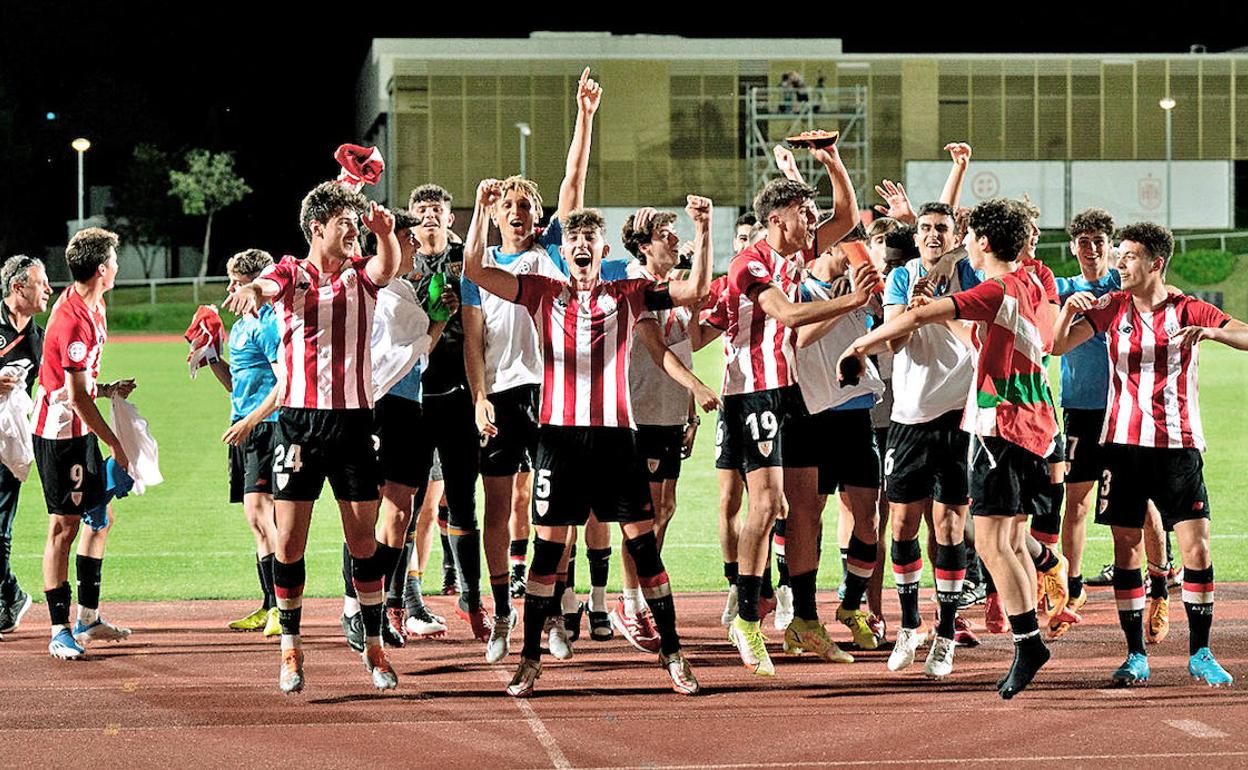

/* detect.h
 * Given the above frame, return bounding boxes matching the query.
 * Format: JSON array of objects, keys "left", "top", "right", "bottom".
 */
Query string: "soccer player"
[
  {"left": 874, "top": 199, "right": 980, "bottom": 675},
  {"left": 464, "top": 183, "right": 712, "bottom": 697},
  {"left": 842, "top": 197, "right": 1061, "bottom": 698},
  {"left": 719, "top": 144, "right": 870, "bottom": 677},
  {"left": 1053, "top": 222, "right": 1247, "bottom": 687},
  {"left": 210, "top": 249, "right": 281, "bottom": 637},
  {"left": 37, "top": 228, "right": 137, "bottom": 660},
  {"left": 225, "top": 183, "right": 401, "bottom": 693},
  {"left": 461, "top": 68, "right": 611, "bottom": 660},
  {"left": 0, "top": 255, "right": 51, "bottom": 636}
]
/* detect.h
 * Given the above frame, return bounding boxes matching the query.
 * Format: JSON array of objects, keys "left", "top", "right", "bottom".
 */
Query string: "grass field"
[{"left": 6, "top": 339, "right": 1248, "bottom": 603}]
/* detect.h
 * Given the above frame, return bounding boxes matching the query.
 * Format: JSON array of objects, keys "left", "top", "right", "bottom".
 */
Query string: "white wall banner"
[
  {"left": 903, "top": 161, "right": 1067, "bottom": 229},
  {"left": 1070, "top": 161, "right": 1233, "bottom": 230}
]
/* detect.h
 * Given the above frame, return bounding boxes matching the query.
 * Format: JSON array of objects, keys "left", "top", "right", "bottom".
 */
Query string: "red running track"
[{"left": 2, "top": 588, "right": 1248, "bottom": 769}]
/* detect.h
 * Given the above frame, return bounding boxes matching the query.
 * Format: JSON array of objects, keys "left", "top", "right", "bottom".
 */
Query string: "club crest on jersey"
[
  {"left": 596, "top": 295, "right": 617, "bottom": 315},
  {"left": 276, "top": 472, "right": 289, "bottom": 490},
  {"left": 67, "top": 341, "right": 87, "bottom": 363},
  {"left": 757, "top": 440, "right": 774, "bottom": 458},
  {"left": 1094, "top": 294, "right": 1113, "bottom": 309},
  {"left": 535, "top": 500, "right": 549, "bottom": 517},
  {"left": 647, "top": 458, "right": 661, "bottom": 474},
  {"left": 1164, "top": 318, "right": 1181, "bottom": 337},
  {"left": 747, "top": 262, "right": 769, "bottom": 279},
  {"left": 70, "top": 491, "right": 82, "bottom": 507},
  {"left": 343, "top": 273, "right": 355, "bottom": 290},
  {"left": 517, "top": 260, "right": 533, "bottom": 275}
]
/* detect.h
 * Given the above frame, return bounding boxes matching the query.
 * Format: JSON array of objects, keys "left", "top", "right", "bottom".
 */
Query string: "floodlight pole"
[
  {"left": 1160, "top": 97, "right": 1176, "bottom": 229},
  {"left": 516, "top": 122, "right": 532, "bottom": 178}
]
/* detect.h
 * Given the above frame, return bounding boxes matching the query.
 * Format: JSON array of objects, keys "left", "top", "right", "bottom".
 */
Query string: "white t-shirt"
[
  {"left": 882, "top": 256, "right": 981, "bottom": 425},
  {"left": 796, "top": 276, "right": 884, "bottom": 415},
  {"left": 627, "top": 261, "right": 693, "bottom": 427}
]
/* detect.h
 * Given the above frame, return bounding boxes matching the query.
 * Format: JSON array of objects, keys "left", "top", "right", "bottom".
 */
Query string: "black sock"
[
  {"left": 522, "top": 538, "right": 565, "bottom": 660},
  {"left": 984, "top": 569, "right": 997, "bottom": 596},
  {"left": 965, "top": 554, "right": 982, "bottom": 586},
  {"left": 1068, "top": 573, "right": 1083, "bottom": 600},
  {"left": 1147, "top": 563, "right": 1170, "bottom": 599},
  {"left": 760, "top": 562, "right": 775, "bottom": 600},
  {"left": 387, "top": 540, "right": 414, "bottom": 609},
  {"left": 1113, "top": 564, "right": 1146, "bottom": 655},
  {"left": 723, "top": 561, "right": 738, "bottom": 587},
  {"left": 1007, "top": 610, "right": 1040, "bottom": 641},
  {"left": 341, "top": 543, "right": 356, "bottom": 600},
  {"left": 45, "top": 581, "right": 71, "bottom": 627},
  {"left": 934, "top": 542, "right": 967, "bottom": 639},
  {"left": 438, "top": 505, "right": 453, "bottom": 575},
  {"left": 839, "top": 547, "right": 848, "bottom": 585},
  {"left": 448, "top": 528, "right": 482, "bottom": 609},
  {"left": 490, "top": 573, "right": 511, "bottom": 619},
  {"left": 773, "top": 518, "right": 790, "bottom": 587},
  {"left": 565, "top": 544, "right": 577, "bottom": 595},
  {"left": 272, "top": 557, "right": 306, "bottom": 636},
  {"left": 259, "top": 553, "right": 276, "bottom": 610},
  {"left": 351, "top": 544, "right": 392, "bottom": 640},
  {"left": 405, "top": 574, "right": 424, "bottom": 614},
  {"left": 75, "top": 554, "right": 102, "bottom": 611},
  {"left": 737, "top": 574, "right": 762, "bottom": 622},
  {"left": 1032, "top": 543, "right": 1059, "bottom": 574},
  {"left": 892, "top": 538, "right": 923, "bottom": 629},
  {"left": 588, "top": 547, "right": 611, "bottom": 591},
  {"left": 1000, "top": 614, "right": 1050, "bottom": 700},
  {"left": 841, "top": 535, "right": 875, "bottom": 611},
  {"left": 625, "top": 532, "right": 680, "bottom": 655},
  {"left": 790, "top": 570, "right": 818, "bottom": 621},
  {"left": 1183, "top": 565, "right": 1214, "bottom": 654}
]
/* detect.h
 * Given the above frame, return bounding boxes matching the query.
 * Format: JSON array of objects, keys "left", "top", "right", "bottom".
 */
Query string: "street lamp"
[
  {"left": 515, "top": 122, "right": 532, "bottom": 179},
  {"left": 71, "top": 137, "right": 91, "bottom": 232},
  {"left": 1159, "top": 97, "right": 1176, "bottom": 229}
]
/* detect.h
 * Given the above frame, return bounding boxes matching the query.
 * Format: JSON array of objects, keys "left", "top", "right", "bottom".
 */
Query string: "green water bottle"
[{"left": 426, "top": 272, "right": 451, "bottom": 322}]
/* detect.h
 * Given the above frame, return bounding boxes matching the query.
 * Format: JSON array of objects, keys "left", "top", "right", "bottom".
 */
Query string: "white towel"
[
  {"left": 109, "top": 396, "right": 163, "bottom": 494},
  {"left": 0, "top": 373, "right": 33, "bottom": 480},
  {"left": 371, "top": 279, "right": 432, "bottom": 401}
]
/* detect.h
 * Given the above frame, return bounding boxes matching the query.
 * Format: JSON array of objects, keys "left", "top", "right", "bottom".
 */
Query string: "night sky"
[{"left": 2, "top": 1, "right": 1246, "bottom": 270}]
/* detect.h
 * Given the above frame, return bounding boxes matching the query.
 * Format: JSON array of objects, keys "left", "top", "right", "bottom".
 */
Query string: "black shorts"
[
  {"left": 791, "top": 408, "right": 880, "bottom": 494},
  {"left": 715, "top": 385, "right": 811, "bottom": 473},
  {"left": 530, "top": 426, "right": 653, "bottom": 527},
  {"left": 1063, "top": 408, "right": 1106, "bottom": 484},
  {"left": 228, "top": 421, "right": 276, "bottom": 503},
  {"left": 374, "top": 395, "right": 433, "bottom": 489},
  {"left": 480, "top": 384, "right": 540, "bottom": 478},
  {"left": 1095, "top": 444, "right": 1210, "bottom": 531},
  {"left": 885, "top": 410, "right": 970, "bottom": 506},
  {"left": 874, "top": 426, "right": 889, "bottom": 488},
  {"left": 638, "top": 424, "right": 684, "bottom": 482},
  {"left": 33, "top": 434, "right": 106, "bottom": 517},
  {"left": 969, "top": 435, "right": 1051, "bottom": 518},
  {"left": 273, "top": 407, "right": 381, "bottom": 503}
]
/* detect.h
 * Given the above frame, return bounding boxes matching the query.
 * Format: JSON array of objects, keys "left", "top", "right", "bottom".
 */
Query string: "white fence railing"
[{"left": 108, "top": 277, "right": 230, "bottom": 305}]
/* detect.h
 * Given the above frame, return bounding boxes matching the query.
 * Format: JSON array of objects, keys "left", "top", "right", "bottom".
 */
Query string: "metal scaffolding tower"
[{"left": 746, "top": 86, "right": 869, "bottom": 212}]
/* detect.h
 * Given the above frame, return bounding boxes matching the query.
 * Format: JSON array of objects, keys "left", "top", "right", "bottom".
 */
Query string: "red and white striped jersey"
[
  {"left": 516, "top": 274, "right": 670, "bottom": 428},
  {"left": 34, "top": 287, "right": 107, "bottom": 440},
  {"left": 1084, "top": 290, "right": 1230, "bottom": 451},
  {"left": 260, "top": 254, "right": 380, "bottom": 410},
  {"left": 717, "top": 241, "right": 810, "bottom": 396}
]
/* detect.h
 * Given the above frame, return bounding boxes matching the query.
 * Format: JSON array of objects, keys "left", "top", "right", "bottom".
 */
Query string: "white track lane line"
[
  {"left": 1165, "top": 719, "right": 1229, "bottom": 738},
  {"left": 495, "top": 669, "right": 572, "bottom": 770}
]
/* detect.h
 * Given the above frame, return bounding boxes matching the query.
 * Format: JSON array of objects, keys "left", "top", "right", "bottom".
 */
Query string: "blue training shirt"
[
  {"left": 461, "top": 218, "right": 630, "bottom": 306},
  {"left": 1054, "top": 269, "right": 1121, "bottom": 410},
  {"left": 386, "top": 355, "right": 425, "bottom": 403},
  {"left": 883, "top": 256, "right": 983, "bottom": 307},
  {"left": 227, "top": 304, "right": 280, "bottom": 424}
]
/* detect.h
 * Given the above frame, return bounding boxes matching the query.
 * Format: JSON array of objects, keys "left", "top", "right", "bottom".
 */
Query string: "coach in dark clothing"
[{"left": 0, "top": 255, "right": 52, "bottom": 634}]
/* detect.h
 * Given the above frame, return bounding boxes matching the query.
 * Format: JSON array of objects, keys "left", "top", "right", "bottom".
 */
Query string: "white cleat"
[
  {"left": 924, "top": 636, "right": 956, "bottom": 679},
  {"left": 773, "top": 585, "right": 795, "bottom": 631},
  {"left": 403, "top": 605, "right": 448, "bottom": 639},
  {"left": 486, "top": 611, "right": 513, "bottom": 663},
  {"left": 73, "top": 616, "right": 132, "bottom": 644},
  {"left": 545, "top": 616, "right": 573, "bottom": 660},
  {"left": 887, "top": 626, "right": 928, "bottom": 672},
  {"left": 720, "top": 584, "right": 739, "bottom": 627},
  {"left": 363, "top": 645, "right": 398, "bottom": 691}
]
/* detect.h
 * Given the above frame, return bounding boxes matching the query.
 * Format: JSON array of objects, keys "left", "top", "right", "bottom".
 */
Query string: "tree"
[
  {"left": 109, "top": 144, "right": 177, "bottom": 279},
  {"left": 169, "top": 149, "right": 251, "bottom": 278}
]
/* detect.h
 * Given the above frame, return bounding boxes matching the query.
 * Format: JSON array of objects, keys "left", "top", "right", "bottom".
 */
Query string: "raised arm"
[
  {"left": 463, "top": 179, "right": 520, "bottom": 303},
  {"left": 666, "top": 195, "right": 713, "bottom": 307},
  {"left": 635, "top": 319, "right": 720, "bottom": 412},
  {"left": 773, "top": 145, "right": 806, "bottom": 184},
  {"left": 814, "top": 145, "right": 859, "bottom": 247},
  {"left": 795, "top": 262, "right": 879, "bottom": 348},
  {"left": 223, "top": 276, "right": 280, "bottom": 317},
  {"left": 462, "top": 304, "right": 497, "bottom": 438},
  {"left": 838, "top": 297, "right": 958, "bottom": 378},
  {"left": 939, "top": 143, "right": 972, "bottom": 208},
  {"left": 362, "top": 202, "right": 401, "bottom": 288},
  {"left": 754, "top": 261, "right": 879, "bottom": 330},
  {"left": 556, "top": 67, "right": 602, "bottom": 223}
]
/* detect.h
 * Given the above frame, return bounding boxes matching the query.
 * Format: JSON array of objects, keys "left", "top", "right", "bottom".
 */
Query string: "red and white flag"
[
  {"left": 184, "top": 304, "right": 224, "bottom": 379},
  {"left": 334, "top": 144, "right": 384, "bottom": 192}
]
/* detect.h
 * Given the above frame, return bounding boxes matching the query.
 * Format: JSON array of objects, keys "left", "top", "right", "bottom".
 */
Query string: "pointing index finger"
[{"left": 579, "top": 67, "right": 590, "bottom": 86}]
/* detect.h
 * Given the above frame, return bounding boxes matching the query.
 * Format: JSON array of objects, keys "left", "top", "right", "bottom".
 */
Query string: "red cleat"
[{"left": 984, "top": 592, "right": 1006, "bottom": 634}]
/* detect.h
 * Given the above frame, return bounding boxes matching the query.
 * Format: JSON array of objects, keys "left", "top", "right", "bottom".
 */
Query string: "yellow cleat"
[
  {"left": 835, "top": 607, "right": 880, "bottom": 650},
  {"left": 228, "top": 607, "right": 269, "bottom": 632},
  {"left": 1146, "top": 596, "right": 1170, "bottom": 645},
  {"left": 1039, "top": 554, "right": 1070, "bottom": 619},
  {"left": 728, "top": 616, "right": 775, "bottom": 676},
  {"left": 1048, "top": 591, "right": 1087, "bottom": 639},
  {"left": 783, "top": 618, "right": 854, "bottom": 663},
  {"left": 263, "top": 607, "right": 281, "bottom": 638}
]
